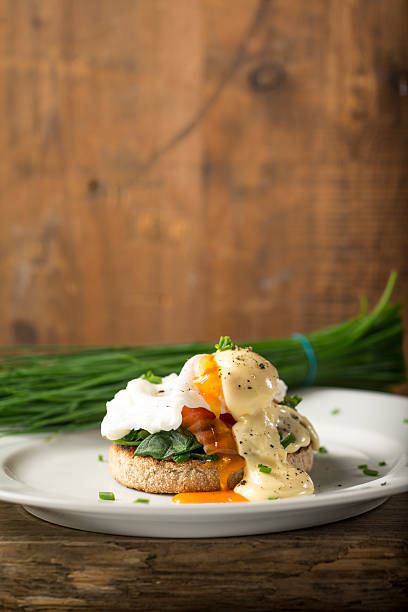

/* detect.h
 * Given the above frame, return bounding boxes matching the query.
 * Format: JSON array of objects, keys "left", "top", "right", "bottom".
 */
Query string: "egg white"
[
  {"left": 100, "top": 355, "right": 209, "bottom": 440},
  {"left": 101, "top": 353, "right": 288, "bottom": 440}
]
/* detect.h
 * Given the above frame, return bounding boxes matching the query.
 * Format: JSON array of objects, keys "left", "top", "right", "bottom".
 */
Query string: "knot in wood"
[
  {"left": 248, "top": 63, "right": 286, "bottom": 93},
  {"left": 390, "top": 70, "right": 408, "bottom": 97},
  {"left": 88, "top": 178, "right": 103, "bottom": 195}
]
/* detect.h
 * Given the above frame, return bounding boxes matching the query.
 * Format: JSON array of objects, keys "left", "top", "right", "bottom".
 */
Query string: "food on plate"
[{"left": 101, "top": 337, "right": 320, "bottom": 502}]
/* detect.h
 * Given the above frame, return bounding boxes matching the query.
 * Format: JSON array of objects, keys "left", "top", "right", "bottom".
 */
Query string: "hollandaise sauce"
[
  {"left": 215, "top": 348, "right": 319, "bottom": 502},
  {"left": 173, "top": 348, "right": 318, "bottom": 503}
]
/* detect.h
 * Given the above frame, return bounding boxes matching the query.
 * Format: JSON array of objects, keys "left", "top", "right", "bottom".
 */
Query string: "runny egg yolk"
[
  {"left": 215, "top": 455, "right": 246, "bottom": 490},
  {"left": 192, "top": 354, "right": 225, "bottom": 418},
  {"left": 173, "top": 355, "right": 247, "bottom": 503}
]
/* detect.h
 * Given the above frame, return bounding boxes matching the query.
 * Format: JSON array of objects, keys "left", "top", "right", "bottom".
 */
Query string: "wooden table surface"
[
  {"left": 1, "top": 0, "right": 407, "bottom": 349},
  {"left": 1, "top": 494, "right": 407, "bottom": 611}
]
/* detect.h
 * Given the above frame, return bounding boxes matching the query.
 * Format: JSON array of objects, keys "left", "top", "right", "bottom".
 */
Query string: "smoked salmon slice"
[{"left": 181, "top": 407, "right": 238, "bottom": 455}]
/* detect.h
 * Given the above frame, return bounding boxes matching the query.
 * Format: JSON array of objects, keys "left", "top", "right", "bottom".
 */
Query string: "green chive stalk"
[{"left": 0, "top": 272, "right": 405, "bottom": 436}]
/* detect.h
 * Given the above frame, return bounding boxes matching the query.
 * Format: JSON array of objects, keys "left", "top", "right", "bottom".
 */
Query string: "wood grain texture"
[
  {"left": 0, "top": 494, "right": 407, "bottom": 611},
  {"left": 0, "top": 0, "right": 407, "bottom": 347}
]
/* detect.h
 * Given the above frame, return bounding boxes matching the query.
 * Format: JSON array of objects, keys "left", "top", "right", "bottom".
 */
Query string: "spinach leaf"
[
  {"left": 190, "top": 452, "right": 219, "bottom": 461},
  {"left": 172, "top": 452, "right": 191, "bottom": 463},
  {"left": 113, "top": 429, "right": 150, "bottom": 446},
  {"left": 135, "top": 431, "right": 171, "bottom": 459},
  {"left": 134, "top": 427, "right": 203, "bottom": 461},
  {"left": 172, "top": 449, "right": 219, "bottom": 463},
  {"left": 114, "top": 427, "right": 218, "bottom": 462}
]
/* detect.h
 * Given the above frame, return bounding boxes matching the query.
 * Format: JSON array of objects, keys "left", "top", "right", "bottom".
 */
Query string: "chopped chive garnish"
[
  {"left": 363, "top": 467, "right": 379, "bottom": 477},
  {"left": 99, "top": 491, "right": 115, "bottom": 501},
  {"left": 283, "top": 394, "right": 302, "bottom": 409},
  {"left": 378, "top": 461, "right": 386, "bottom": 466},
  {"left": 278, "top": 431, "right": 283, "bottom": 440},
  {"left": 268, "top": 496, "right": 279, "bottom": 500},
  {"left": 133, "top": 498, "right": 150, "bottom": 503},
  {"left": 141, "top": 370, "right": 162, "bottom": 384},
  {"left": 358, "top": 464, "right": 368, "bottom": 470},
  {"left": 318, "top": 446, "right": 328, "bottom": 454},
  {"left": 331, "top": 408, "right": 340, "bottom": 415},
  {"left": 215, "top": 336, "right": 235, "bottom": 351},
  {"left": 98, "top": 454, "right": 104, "bottom": 462},
  {"left": 281, "top": 432, "right": 296, "bottom": 448},
  {"left": 258, "top": 463, "right": 272, "bottom": 474}
]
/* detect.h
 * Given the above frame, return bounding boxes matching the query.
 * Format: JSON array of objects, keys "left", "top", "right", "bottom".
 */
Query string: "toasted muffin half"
[{"left": 109, "top": 442, "right": 314, "bottom": 494}]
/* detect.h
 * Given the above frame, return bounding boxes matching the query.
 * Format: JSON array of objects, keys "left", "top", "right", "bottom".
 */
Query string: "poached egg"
[{"left": 101, "top": 347, "right": 319, "bottom": 502}]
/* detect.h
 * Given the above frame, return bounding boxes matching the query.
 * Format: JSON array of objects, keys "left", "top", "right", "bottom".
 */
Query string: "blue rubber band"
[{"left": 292, "top": 333, "right": 317, "bottom": 386}]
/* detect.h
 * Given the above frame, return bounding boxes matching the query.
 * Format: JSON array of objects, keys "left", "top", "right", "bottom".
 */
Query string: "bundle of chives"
[{"left": 0, "top": 272, "right": 404, "bottom": 436}]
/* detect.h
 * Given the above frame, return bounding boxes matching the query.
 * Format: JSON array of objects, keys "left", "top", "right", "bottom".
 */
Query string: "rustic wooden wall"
[{"left": 1, "top": 0, "right": 407, "bottom": 347}]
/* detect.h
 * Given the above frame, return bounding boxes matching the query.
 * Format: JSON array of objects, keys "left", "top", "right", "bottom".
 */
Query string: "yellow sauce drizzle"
[{"left": 215, "top": 347, "right": 319, "bottom": 501}]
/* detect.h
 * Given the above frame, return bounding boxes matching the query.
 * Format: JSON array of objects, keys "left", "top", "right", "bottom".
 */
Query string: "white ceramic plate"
[{"left": 0, "top": 388, "right": 407, "bottom": 538}]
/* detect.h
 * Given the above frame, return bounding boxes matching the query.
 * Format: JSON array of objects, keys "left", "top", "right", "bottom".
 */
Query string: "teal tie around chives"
[{"left": 292, "top": 333, "right": 317, "bottom": 386}]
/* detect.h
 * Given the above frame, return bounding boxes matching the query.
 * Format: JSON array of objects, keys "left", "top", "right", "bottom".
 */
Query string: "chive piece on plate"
[
  {"left": 98, "top": 454, "right": 104, "bottom": 462},
  {"left": 331, "top": 408, "right": 340, "bottom": 415},
  {"left": 99, "top": 491, "right": 115, "bottom": 501},
  {"left": 133, "top": 498, "right": 150, "bottom": 503},
  {"left": 258, "top": 464, "right": 272, "bottom": 474},
  {"left": 357, "top": 464, "right": 368, "bottom": 470},
  {"left": 318, "top": 446, "right": 328, "bottom": 454},
  {"left": 378, "top": 461, "right": 386, "bottom": 466},
  {"left": 281, "top": 432, "right": 296, "bottom": 448},
  {"left": 268, "top": 496, "right": 279, "bottom": 500},
  {"left": 363, "top": 467, "right": 379, "bottom": 477}
]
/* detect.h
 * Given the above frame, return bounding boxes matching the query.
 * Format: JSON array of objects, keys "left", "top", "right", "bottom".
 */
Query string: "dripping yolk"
[
  {"left": 193, "top": 354, "right": 225, "bottom": 418},
  {"left": 216, "top": 455, "right": 246, "bottom": 490},
  {"left": 172, "top": 491, "right": 248, "bottom": 504},
  {"left": 175, "top": 353, "right": 246, "bottom": 503},
  {"left": 187, "top": 354, "right": 238, "bottom": 455}
]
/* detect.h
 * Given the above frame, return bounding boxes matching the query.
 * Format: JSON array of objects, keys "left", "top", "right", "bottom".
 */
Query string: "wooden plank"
[
  {"left": 0, "top": 494, "right": 407, "bottom": 610},
  {"left": 0, "top": 0, "right": 407, "bottom": 347}
]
